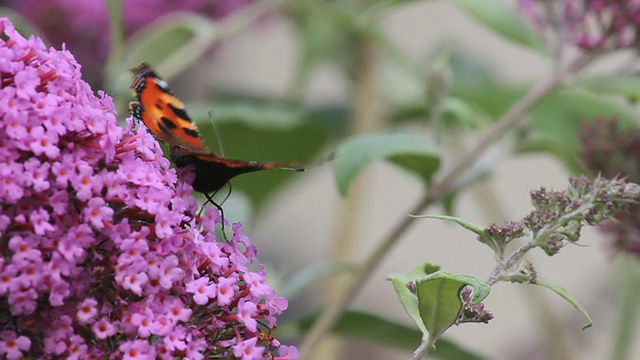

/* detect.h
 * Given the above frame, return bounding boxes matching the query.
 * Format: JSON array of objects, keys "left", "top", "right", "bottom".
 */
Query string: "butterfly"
[{"left": 129, "top": 62, "right": 305, "bottom": 211}]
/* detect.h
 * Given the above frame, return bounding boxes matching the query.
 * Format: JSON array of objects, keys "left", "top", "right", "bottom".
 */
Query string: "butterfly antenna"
[{"left": 208, "top": 110, "right": 226, "bottom": 157}]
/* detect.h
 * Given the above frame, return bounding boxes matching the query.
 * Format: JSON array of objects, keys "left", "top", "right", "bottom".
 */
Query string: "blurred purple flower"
[
  {"left": 0, "top": 17, "right": 296, "bottom": 359},
  {"left": 579, "top": 118, "right": 640, "bottom": 257},
  {"left": 7, "top": 0, "right": 253, "bottom": 85},
  {"left": 518, "top": 0, "right": 640, "bottom": 50}
]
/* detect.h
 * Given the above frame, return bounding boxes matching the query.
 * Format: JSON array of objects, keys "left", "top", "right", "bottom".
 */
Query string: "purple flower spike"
[
  {"left": 518, "top": 0, "right": 640, "bottom": 51},
  {"left": 0, "top": 17, "right": 296, "bottom": 359}
]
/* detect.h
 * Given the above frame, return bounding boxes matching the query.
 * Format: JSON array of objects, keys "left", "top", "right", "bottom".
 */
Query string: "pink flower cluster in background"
[
  {"left": 0, "top": 17, "right": 296, "bottom": 359},
  {"left": 518, "top": 0, "right": 640, "bottom": 50},
  {"left": 7, "top": 0, "right": 252, "bottom": 85},
  {"left": 579, "top": 118, "right": 640, "bottom": 257}
]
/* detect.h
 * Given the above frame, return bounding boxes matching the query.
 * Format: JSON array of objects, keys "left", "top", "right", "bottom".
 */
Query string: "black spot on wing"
[
  {"left": 183, "top": 128, "right": 199, "bottom": 139},
  {"left": 161, "top": 117, "right": 178, "bottom": 129},
  {"left": 168, "top": 103, "right": 193, "bottom": 123}
]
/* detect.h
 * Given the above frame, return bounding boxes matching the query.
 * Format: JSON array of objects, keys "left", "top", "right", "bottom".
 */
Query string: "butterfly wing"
[
  {"left": 130, "top": 62, "right": 306, "bottom": 195},
  {"left": 130, "top": 63, "right": 207, "bottom": 153},
  {"left": 172, "top": 146, "right": 304, "bottom": 194}
]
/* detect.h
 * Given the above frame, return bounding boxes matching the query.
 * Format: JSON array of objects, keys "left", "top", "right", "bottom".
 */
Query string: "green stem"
[
  {"left": 104, "top": 0, "right": 124, "bottom": 79},
  {"left": 299, "top": 52, "right": 596, "bottom": 358},
  {"left": 431, "top": 53, "right": 594, "bottom": 198},
  {"left": 410, "top": 336, "right": 434, "bottom": 360},
  {"left": 486, "top": 242, "right": 533, "bottom": 285},
  {"left": 611, "top": 255, "right": 640, "bottom": 360}
]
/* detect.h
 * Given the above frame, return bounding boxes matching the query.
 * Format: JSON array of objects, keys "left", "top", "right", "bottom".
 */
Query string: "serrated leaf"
[
  {"left": 416, "top": 272, "right": 490, "bottom": 341},
  {"left": 333, "top": 133, "right": 441, "bottom": 196},
  {"left": 388, "top": 263, "right": 441, "bottom": 336},
  {"left": 535, "top": 278, "right": 593, "bottom": 329},
  {"left": 453, "top": 0, "right": 545, "bottom": 52}
]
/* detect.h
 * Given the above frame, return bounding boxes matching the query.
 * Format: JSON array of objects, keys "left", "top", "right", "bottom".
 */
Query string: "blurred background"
[{"left": 3, "top": 0, "right": 639, "bottom": 359}]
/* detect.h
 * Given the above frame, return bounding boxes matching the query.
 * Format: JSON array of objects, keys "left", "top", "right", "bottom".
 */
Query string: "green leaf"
[
  {"left": 523, "top": 89, "right": 638, "bottom": 172},
  {"left": 416, "top": 272, "right": 490, "bottom": 341},
  {"left": 333, "top": 133, "right": 441, "bottom": 196},
  {"left": 453, "top": 0, "right": 545, "bottom": 52},
  {"left": 441, "top": 97, "right": 486, "bottom": 129},
  {"left": 577, "top": 75, "right": 640, "bottom": 100},
  {"left": 410, "top": 214, "right": 500, "bottom": 253},
  {"left": 292, "top": 309, "right": 489, "bottom": 359},
  {"left": 205, "top": 122, "right": 330, "bottom": 209},
  {"left": 456, "top": 79, "right": 638, "bottom": 174},
  {"left": 189, "top": 101, "right": 304, "bottom": 130},
  {"left": 177, "top": 99, "right": 336, "bottom": 210},
  {"left": 289, "top": 0, "right": 347, "bottom": 97},
  {"left": 410, "top": 214, "right": 485, "bottom": 236},
  {"left": 388, "top": 263, "right": 441, "bottom": 336},
  {"left": 535, "top": 278, "right": 593, "bottom": 329},
  {"left": 362, "top": 0, "right": 431, "bottom": 20}
]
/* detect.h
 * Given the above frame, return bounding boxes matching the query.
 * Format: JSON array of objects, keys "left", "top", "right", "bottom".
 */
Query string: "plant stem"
[
  {"left": 430, "top": 53, "right": 594, "bottom": 198},
  {"left": 486, "top": 185, "right": 598, "bottom": 285},
  {"left": 107, "top": 0, "right": 124, "bottom": 60},
  {"left": 315, "top": 28, "right": 385, "bottom": 360},
  {"left": 410, "top": 337, "right": 432, "bottom": 360},
  {"left": 611, "top": 255, "right": 640, "bottom": 360},
  {"left": 486, "top": 242, "right": 533, "bottom": 285},
  {"left": 299, "top": 53, "right": 596, "bottom": 357}
]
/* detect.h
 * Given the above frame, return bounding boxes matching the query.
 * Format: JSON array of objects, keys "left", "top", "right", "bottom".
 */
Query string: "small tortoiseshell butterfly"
[{"left": 129, "top": 62, "right": 304, "bottom": 207}]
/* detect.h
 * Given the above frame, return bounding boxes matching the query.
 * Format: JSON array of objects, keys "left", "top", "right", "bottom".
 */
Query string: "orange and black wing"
[
  {"left": 130, "top": 62, "right": 305, "bottom": 195},
  {"left": 130, "top": 63, "right": 207, "bottom": 153}
]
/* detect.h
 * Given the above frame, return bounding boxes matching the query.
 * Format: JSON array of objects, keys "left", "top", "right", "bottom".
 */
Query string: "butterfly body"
[
  {"left": 173, "top": 148, "right": 302, "bottom": 194},
  {"left": 129, "top": 63, "right": 304, "bottom": 195}
]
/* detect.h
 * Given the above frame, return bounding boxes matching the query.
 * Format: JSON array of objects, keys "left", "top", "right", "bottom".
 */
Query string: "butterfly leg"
[{"left": 204, "top": 192, "right": 228, "bottom": 240}]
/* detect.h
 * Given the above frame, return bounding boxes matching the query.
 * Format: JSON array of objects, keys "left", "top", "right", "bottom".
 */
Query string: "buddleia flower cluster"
[
  {"left": 579, "top": 118, "right": 640, "bottom": 257},
  {"left": 485, "top": 176, "right": 640, "bottom": 284},
  {"left": 518, "top": 0, "right": 640, "bottom": 50},
  {"left": 0, "top": 18, "right": 297, "bottom": 360}
]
